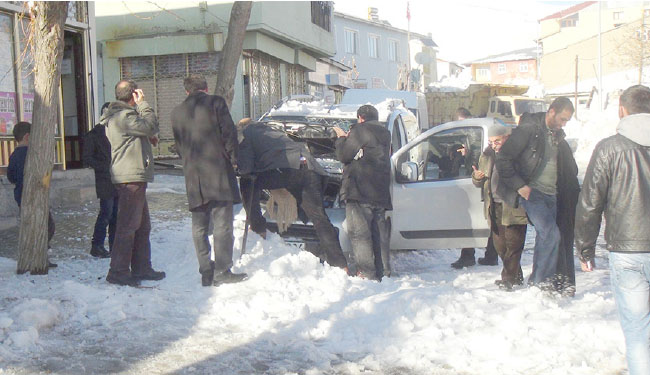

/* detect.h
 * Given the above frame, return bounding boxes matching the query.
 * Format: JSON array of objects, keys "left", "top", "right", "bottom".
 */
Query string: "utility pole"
[
  {"left": 574, "top": 55, "right": 579, "bottom": 119},
  {"left": 406, "top": 1, "right": 411, "bottom": 91},
  {"left": 598, "top": 1, "right": 603, "bottom": 110},
  {"left": 640, "top": 5, "right": 646, "bottom": 84}
]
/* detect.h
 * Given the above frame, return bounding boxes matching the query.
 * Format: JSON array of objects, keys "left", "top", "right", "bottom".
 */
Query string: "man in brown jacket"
[{"left": 472, "top": 121, "right": 528, "bottom": 290}]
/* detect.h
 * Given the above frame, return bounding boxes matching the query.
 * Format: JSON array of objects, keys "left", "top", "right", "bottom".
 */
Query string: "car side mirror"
[{"left": 400, "top": 161, "right": 419, "bottom": 182}]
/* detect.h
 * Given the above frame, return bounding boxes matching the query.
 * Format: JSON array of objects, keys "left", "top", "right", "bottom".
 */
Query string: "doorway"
[{"left": 61, "top": 30, "right": 88, "bottom": 169}]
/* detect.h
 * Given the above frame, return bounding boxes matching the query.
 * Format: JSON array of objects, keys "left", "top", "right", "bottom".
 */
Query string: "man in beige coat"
[{"left": 472, "top": 121, "right": 528, "bottom": 290}]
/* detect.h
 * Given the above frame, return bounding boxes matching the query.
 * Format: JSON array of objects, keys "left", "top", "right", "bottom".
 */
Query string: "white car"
[{"left": 258, "top": 98, "right": 493, "bottom": 254}]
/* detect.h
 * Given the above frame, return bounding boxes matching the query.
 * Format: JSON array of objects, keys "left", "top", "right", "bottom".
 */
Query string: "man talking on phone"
[{"left": 101, "top": 80, "right": 165, "bottom": 287}]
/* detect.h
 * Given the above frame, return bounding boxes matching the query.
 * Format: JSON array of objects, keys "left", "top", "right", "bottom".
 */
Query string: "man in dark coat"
[
  {"left": 333, "top": 104, "right": 392, "bottom": 280},
  {"left": 83, "top": 102, "right": 117, "bottom": 258},
  {"left": 496, "top": 97, "right": 579, "bottom": 295},
  {"left": 171, "top": 74, "right": 246, "bottom": 287},
  {"left": 237, "top": 119, "right": 349, "bottom": 272}
]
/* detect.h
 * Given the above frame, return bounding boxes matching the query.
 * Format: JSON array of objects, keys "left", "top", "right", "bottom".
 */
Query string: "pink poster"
[
  {"left": 0, "top": 91, "right": 17, "bottom": 135},
  {"left": 22, "top": 93, "right": 34, "bottom": 123}
]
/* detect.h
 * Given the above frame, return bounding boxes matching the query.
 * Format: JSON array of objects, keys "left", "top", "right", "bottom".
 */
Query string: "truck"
[{"left": 426, "top": 83, "right": 547, "bottom": 126}]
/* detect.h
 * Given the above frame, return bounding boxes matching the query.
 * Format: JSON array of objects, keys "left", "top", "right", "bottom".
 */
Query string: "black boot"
[
  {"left": 478, "top": 256, "right": 498, "bottom": 266},
  {"left": 90, "top": 244, "right": 110, "bottom": 258},
  {"left": 132, "top": 268, "right": 166, "bottom": 281},
  {"left": 106, "top": 272, "right": 141, "bottom": 287},
  {"left": 451, "top": 248, "right": 476, "bottom": 269},
  {"left": 213, "top": 270, "right": 248, "bottom": 286},
  {"left": 201, "top": 271, "right": 214, "bottom": 287},
  {"left": 451, "top": 257, "right": 476, "bottom": 269}
]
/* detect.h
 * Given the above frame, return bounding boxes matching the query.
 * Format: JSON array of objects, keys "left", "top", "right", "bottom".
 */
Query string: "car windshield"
[
  {"left": 263, "top": 115, "right": 357, "bottom": 132},
  {"left": 514, "top": 99, "right": 547, "bottom": 115}
]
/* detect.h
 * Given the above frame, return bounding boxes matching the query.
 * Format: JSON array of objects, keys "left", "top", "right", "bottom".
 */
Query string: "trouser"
[
  {"left": 109, "top": 182, "right": 152, "bottom": 276},
  {"left": 609, "top": 252, "right": 650, "bottom": 375},
  {"left": 345, "top": 201, "right": 390, "bottom": 280},
  {"left": 519, "top": 189, "right": 560, "bottom": 286},
  {"left": 240, "top": 169, "right": 348, "bottom": 269},
  {"left": 191, "top": 200, "right": 234, "bottom": 276},
  {"left": 92, "top": 196, "right": 119, "bottom": 250},
  {"left": 491, "top": 202, "right": 527, "bottom": 284},
  {"left": 459, "top": 238, "right": 497, "bottom": 260}
]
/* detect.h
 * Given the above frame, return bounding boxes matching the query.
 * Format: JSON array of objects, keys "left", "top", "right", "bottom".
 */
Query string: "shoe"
[
  {"left": 498, "top": 280, "right": 514, "bottom": 291},
  {"left": 495, "top": 279, "right": 523, "bottom": 287},
  {"left": 212, "top": 270, "right": 248, "bottom": 286},
  {"left": 451, "top": 257, "right": 476, "bottom": 269},
  {"left": 90, "top": 244, "right": 110, "bottom": 258},
  {"left": 201, "top": 271, "right": 214, "bottom": 287},
  {"left": 132, "top": 269, "right": 166, "bottom": 281},
  {"left": 48, "top": 261, "right": 58, "bottom": 268},
  {"left": 478, "top": 257, "right": 498, "bottom": 266},
  {"left": 106, "top": 272, "right": 141, "bottom": 287}
]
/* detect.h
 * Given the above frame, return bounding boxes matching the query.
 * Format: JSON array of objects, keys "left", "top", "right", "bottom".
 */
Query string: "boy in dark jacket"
[
  {"left": 83, "top": 102, "right": 116, "bottom": 258},
  {"left": 7, "top": 121, "right": 56, "bottom": 267},
  {"left": 334, "top": 104, "right": 392, "bottom": 280}
]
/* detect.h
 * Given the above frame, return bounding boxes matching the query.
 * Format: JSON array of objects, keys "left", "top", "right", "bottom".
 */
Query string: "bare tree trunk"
[
  {"left": 16, "top": 1, "right": 68, "bottom": 275},
  {"left": 214, "top": 1, "right": 252, "bottom": 108}
]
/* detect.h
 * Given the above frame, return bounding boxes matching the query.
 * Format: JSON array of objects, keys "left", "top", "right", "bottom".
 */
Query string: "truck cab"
[{"left": 487, "top": 96, "right": 547, "bottom": 125}]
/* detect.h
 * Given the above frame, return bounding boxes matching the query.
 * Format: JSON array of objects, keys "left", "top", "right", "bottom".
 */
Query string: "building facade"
[
  {"left": 0, "top": 1, "right": 98, "bottom": 174},
  {"left": 470, "top": 47, "right": 538, "bottom": 85},
  {"left": 96, "top": 1, "right": 349, "bottom": 155},
  {"left": 332, "top": 10, "right": 436, "bottom": 91},
  {"left": 539, "top": 1, "right": 650, "bottom": 93}
]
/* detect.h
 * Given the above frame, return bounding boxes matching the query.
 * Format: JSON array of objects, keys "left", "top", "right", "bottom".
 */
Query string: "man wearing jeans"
[
  {"left": 103, "top": 80, "right": 165, "bottom": 287},
  {"left": 334, "top": 105, "right": 392, "bottom": 280},
  {"left": 575, "top": 85, "right": 650, "bottom": 375},
  {"left": 496, "top": 97, "right": 579, "bottom": 292}
]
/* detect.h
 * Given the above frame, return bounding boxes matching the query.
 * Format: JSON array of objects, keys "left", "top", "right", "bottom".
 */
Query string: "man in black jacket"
[
  {"left": 83, "top": 102, "right": 116, "bottom": 258},
  {"left": 496, "top": 97, "right": 579, "bottom": 293},
  {"left": 237, "top": 119, "right": 349, "bottom": 272},
  {"left": 575, "top": 85, "right": 650, "bottom": 375},
  {"left": 171, "top": 74, "right": 246, "bottom": 287},
  {"left": 334, "top": 105, "right": 392, "bottom": 280}
]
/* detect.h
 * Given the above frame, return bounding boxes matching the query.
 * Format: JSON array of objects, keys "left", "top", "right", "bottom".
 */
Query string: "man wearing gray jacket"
[
  {"left": 103, "top": 80, "right": 165, "bottom": 287},
  {"left": 575, "top": 85, "right": 650, "bottom": 375}
]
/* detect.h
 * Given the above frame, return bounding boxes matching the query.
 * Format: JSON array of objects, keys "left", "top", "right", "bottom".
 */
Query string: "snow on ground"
[{"left": 0, "top": 174, "right": 626, "bottom": 374}]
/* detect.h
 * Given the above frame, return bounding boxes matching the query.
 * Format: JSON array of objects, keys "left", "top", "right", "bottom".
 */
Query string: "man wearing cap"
[
  {"left": 472, "top": 121, "right": 528, "bottom": 290},
  {"left": 496, "top": 97, "right": 580, "bottom": 295}
]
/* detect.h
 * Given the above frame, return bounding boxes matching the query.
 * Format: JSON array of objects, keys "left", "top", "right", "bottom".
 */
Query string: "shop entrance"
[{"left": 61, "top": 29, "right": 89, "bottom": 169}]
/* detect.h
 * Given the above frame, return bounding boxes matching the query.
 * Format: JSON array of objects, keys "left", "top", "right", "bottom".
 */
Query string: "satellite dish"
[{"left": 415, "top": 52, "right": 432, "bottom": 65}]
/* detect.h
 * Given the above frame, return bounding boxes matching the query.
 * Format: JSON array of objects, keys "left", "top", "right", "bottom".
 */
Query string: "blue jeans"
[
  {"left": 609, "top": 252, "right": 650, "bottom": 375},
  {"left": 92, "top": 197, "right": 118, "bottom": 250},
  {"left": 519, "top": 189, "right": 560, "bottom": 286}
]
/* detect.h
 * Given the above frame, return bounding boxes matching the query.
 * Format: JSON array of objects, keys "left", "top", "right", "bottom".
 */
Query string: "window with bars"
[
  {"left": 246, "top": 51, "right": 282, "bottom": 120},
  {"left": 311, "top": 1, "right": 331, "bottom": 32},
  {"left": 287, "top": 65, "right": 306, "bottom": 96},
  {"left": 119, "top": 52, "right": 220, "bottom": 140}
]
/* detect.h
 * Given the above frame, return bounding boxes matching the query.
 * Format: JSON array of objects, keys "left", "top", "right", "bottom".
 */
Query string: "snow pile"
[{"left": 0, "top": 183, "right": 628, "bottom": 374}]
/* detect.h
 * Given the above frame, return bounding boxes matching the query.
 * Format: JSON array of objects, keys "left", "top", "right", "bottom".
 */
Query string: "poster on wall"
[{"left": 0, "top": 91, "right": 17, "bottom": 135}]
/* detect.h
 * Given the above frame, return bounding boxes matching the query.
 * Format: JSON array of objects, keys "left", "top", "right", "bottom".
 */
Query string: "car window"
[
  {"left": 497, "top": 101, "right": 513, "bottom": 117},
  {"left": 391, "top": 117, "right": 403, "bottom": 152},
  {"left": 396, "top": 126, "right": 484, "bottom": 183}
]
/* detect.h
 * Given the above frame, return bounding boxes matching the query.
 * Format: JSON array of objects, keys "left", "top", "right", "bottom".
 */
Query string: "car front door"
[{"left": 389, "top": 123, "right": 490, "bottom": 250}]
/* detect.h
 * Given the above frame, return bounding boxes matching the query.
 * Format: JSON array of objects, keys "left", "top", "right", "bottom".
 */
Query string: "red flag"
[{"left": 407, "top": 2, "right": 411, "bottom": 21}]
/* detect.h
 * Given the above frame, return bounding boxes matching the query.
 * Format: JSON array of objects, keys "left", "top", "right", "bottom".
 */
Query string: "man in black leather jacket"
[
  {"left": 496, "top": 97, "right": 579, "bottom": 293},
  {"left": 575, "top": 85, "right": 650, "bottom": 375}
]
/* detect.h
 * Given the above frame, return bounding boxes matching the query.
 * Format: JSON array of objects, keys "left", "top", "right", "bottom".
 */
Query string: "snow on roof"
[
  {"left": 267, "top": 97, "right": 408, "bottom": 122},
  {"left": 471, "top": 47, "right": 537, "bottom": 64},
  {"left": 539, "top": 1, "right": 596, "bottom": 22}
]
